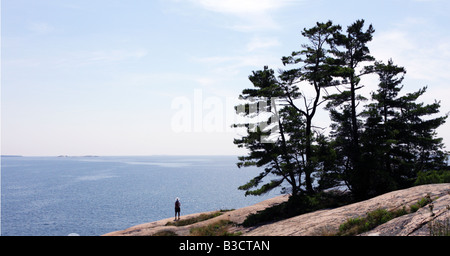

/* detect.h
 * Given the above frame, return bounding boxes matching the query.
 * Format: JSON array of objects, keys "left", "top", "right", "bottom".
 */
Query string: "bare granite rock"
[
  {"left": 103, "top": 183, "right": 450, "bottom": 236},
  {"left": 103, "top": 194, "right": 290, "bottom": 236},
  {"left": 360, "top": 193, "right": 450, "bottom": 236},
  {"left": 244, "top": 183, "right": 450, "bottom": 236}
]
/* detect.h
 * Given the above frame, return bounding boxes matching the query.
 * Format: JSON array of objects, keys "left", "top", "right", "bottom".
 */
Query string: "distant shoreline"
[
  {"left": 1, "top": 155, "right": 100, "bottom": 158},
  {"left": 57, "top": 155, "right": 99, "bottom": 158},
  {"left": 1, "top": 155, "right": 241, "bottom": 158}
]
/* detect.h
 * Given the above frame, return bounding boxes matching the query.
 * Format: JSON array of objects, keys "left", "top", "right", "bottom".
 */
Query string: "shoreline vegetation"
[
  {"left": 181, "top": 18, "right": 450, "bottom": 237},
  {"left": 231, "top": 19, "right": 449, "bottom": 216},
  {"left": 104, "top": 183, "right": 450, "bottom": 236}
]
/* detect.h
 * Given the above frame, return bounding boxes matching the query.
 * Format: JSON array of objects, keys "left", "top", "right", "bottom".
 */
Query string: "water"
[{"left": 1, "top": 156, "right": 280, "bottom": 236}]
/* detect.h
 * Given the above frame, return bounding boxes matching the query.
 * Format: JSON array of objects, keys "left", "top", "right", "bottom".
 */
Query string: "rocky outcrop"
[
  {"left": 361, "top": 192, "right": 450, "bottom": 236},
  {"left": 103, "top": 184, "right": 450, "bottom": 236},
  {"left": 244, "top": 183, "right": 449, "bottom": 236},
  {"left": 103, "top": 194, "right": 290, "bottom": 236}
]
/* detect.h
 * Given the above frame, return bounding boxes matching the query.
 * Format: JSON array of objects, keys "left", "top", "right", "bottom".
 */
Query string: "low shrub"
[
  {"left": 166, "top": 212, "right": 223, "bottom": 227},
  {"left": 338, "top": 208, "right": 395, "bottom": 236},
  {"left": 189, "top": 220, "right": 240, "bottom": 236},
  {"left": 409, "top": 194, "right": 432, "bottom": 213},
  {"left": 338, "top": 194, "right": 435, "bottom": 236},
  {"left": 414, "top": 170, "right": 450, "bottom": 186},
  {"left": 152, "top": 230, "right": 178, "bottom": 236}
]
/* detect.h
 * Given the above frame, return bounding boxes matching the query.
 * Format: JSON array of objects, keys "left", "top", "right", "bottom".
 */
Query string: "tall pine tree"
[
  {"left": 234, "top": 21, "right": 341, "bottom": 196},
  {"left": 361, "top": 59, "right": 448, "bottom": 195},
  {"left": 280, "top": 21, "right": 341, "bottom": 194},
  {"left": 233, "top": 19, "right": 448, "bottom": 202},
  {"left": 326, "top": 19, "right": 376, "bottom": 199},
  {"left": 233, "top": 67, "right": 301, "bottom": 196}
]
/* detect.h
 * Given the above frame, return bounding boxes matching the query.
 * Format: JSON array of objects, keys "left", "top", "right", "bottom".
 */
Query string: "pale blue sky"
[{"left": 2, "top": 0, "right": 449, "bottom": 156}]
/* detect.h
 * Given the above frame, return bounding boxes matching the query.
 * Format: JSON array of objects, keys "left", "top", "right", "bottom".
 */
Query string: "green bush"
[
  {"left": 414, "top": 170, "right": 450, "bottom": 186},
  {"left": 152, "top": 230, "right": 178, "bottom": 236},
  {"left": 189, "top": 220, "right": 239, "bottom": 236},
  {"left": 392, "top": 206, "right": 408, "bottom": 217},
  {"left": 366, "top": 209, "right": 393, "bottom": 227},
  {"left": 166, "top": 212, "right": 223, "bottom": 227},
  {"left": 338, "top": 208, "right": 395, "bottom": 236},
  {"left": 409, "top": 194, "right": 432, "bottom": 213},
  {"left": 338, "top": 217, "right": 366, "bottom": 236},
  {"left": 338, "top": 194, "right": 435, "bottom": 236}
]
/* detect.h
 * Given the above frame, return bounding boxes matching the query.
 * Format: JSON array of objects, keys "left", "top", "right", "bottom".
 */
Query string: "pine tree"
[
  {"left": 326, "top": 19, "right": 376, "bottom": 199},
  {"left": 233, "top": 20, "right": 448, "bottom": 202},
  {"left": 361, "top": 60, "right": 407, "bottom": 194},
  {"left": 280, "top": 20, "right": 341, "bottom": 194},
  {"left": 234, "top": 21, "right": 341, "bottom": 196},
  {"left": 233, "top": 66, "right": 302, "bottom": 196},
  {"left": 361, "top": 60, "right": 448, "bottom": 194},
  {"left": 395, "top": 86, "right": 448, "bottom": 185}
]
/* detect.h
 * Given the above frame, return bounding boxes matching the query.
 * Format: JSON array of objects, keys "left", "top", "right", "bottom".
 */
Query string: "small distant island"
[
  {"left": 1, "top": 155, "right": 23, "bottom": 157},
  {"left": 57, "top": 155, "right": 99, "bottom": 158}
]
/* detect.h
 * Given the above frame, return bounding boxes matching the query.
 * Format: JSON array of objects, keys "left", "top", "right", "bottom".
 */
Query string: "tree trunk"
[
  {"left": 305, "top": 118, "right": 314, "bottom": 195},
  {"left": 350, "top": 73, "right": 367, "bottom": 199}
]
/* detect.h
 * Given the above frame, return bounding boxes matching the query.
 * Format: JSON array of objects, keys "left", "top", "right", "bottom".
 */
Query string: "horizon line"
[{"left": 1, "top": 154, "right": 241, "bottom": 157}]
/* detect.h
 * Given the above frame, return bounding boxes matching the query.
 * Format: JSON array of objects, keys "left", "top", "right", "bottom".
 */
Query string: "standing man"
[{"left": 174, "top": 197, "right": 181, "bottom": 221}]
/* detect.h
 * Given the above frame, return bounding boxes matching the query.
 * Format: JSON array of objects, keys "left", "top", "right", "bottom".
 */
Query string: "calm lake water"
[{"left": 1, "top": 155, "right": 280, "bottom": 236}]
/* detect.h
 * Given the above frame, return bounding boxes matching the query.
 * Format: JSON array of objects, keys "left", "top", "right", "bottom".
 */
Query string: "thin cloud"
[
  {"left": 246, "top": 36, "right": 281, "bottom": 51},
  {"left": 193, "top": 54, "right": 278, "bottom": 74},
  {"left": 185, "top": 0, "right": 304, "bottom": 31},
  {"left": 371, "top": 24, "right": 450, "bottom": 83},
  {"left": 188, "top": 0, "right": 296, "bottom": 15}
]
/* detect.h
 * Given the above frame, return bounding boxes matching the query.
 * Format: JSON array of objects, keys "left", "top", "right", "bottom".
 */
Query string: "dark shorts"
[{"left": 175, "top": 207, "right": 180, "bottom": 213}]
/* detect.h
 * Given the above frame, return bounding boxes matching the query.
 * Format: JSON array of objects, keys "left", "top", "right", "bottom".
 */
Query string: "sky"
[{"left": 1, "top": 0, "right": 450, "bottom": 156}]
